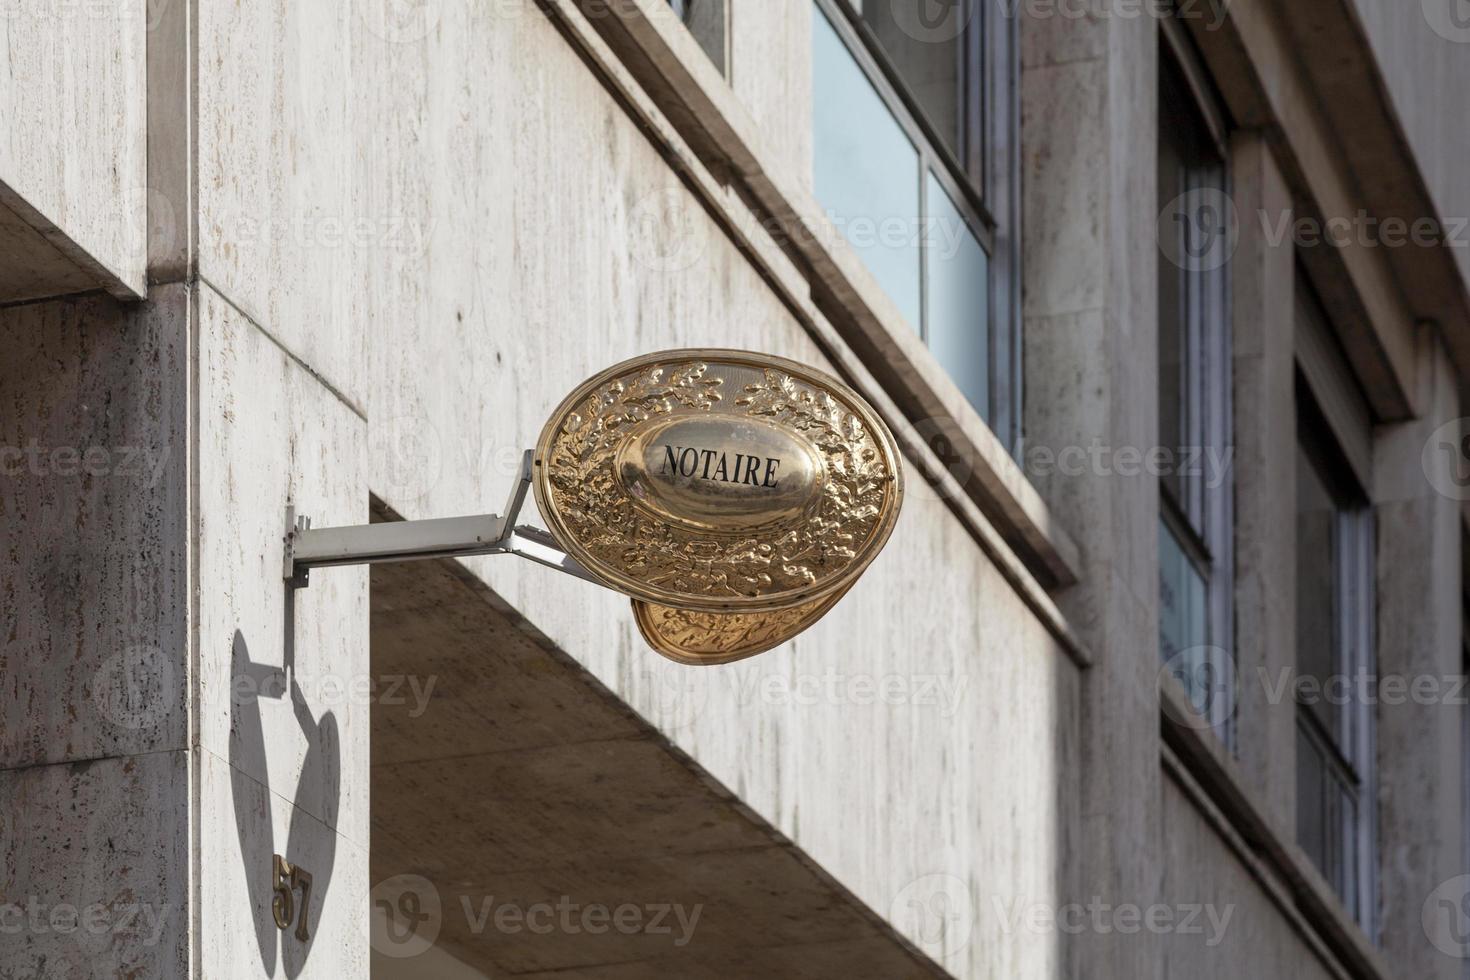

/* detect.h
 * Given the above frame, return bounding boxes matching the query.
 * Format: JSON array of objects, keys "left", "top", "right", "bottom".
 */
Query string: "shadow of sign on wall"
[{"left": 229, "top": 624, "right": 340, "bottom": 977}]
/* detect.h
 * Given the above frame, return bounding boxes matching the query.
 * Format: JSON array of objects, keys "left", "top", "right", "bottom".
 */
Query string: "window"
[
  {"left": 810, "top": 0, "right": 1020, "bottom": 449},
  {"left": 1156, "top": 40, "right": 1233, "bottom": 742},
  {"left": 1295, "top": 388, "right": 1376, "bottom": 930},
  {"left": 667, "top": 0, "right": 727, "bottom": 75}
]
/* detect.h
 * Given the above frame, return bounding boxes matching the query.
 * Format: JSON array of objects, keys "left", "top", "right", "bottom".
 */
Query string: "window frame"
[
  {"left": 1294, "top": 377, "right": 1378, "bottom": 936},
  {"left": 667, "top": 0, "right": 728, "bottom": 76},
  {"left": 812, "top": 0, "right": 1021, "bottom": 450},
  {"left": 1156, "top": 28, "right": 1235, "bottom": 749}
]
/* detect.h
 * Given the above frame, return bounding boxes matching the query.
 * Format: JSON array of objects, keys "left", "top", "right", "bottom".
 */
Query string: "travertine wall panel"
[
  {"left": 0, "top": 0, "right": 147, "bottom": 296},
  {"left": 1160, "top": 777, "right": 1339, "bottom": 980},
  {"left": 731, "top": 0, "right": 813, "bottom": 185},
  {"left": 195, "top": 282, "right": 370, "bottom": 849},
  {"left": 1349, "top": 1, "right": 1470, "bottom": 292},
  {"left": 0, "top": 751, "right": 189, "bottom": 979},
  {"left": 0, "top": 289, "right": 188, "bottom": 769},
  {"left": 198, "top": 749, "right": 371, "bottom": 980},
  {"left": 192, "top": 280, "right": 370, "bottom": 978}
]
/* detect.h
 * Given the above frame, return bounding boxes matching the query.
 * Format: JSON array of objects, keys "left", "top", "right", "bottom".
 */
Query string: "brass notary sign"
[{"left": 533, "top": 349, "right": 904, "bottom": 664}]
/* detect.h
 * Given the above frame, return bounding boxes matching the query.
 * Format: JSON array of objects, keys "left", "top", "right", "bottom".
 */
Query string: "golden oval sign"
[
  {"left": 631, "top": 584, "right": 853, "bottom": 666},
  {"left": 533, "top": 349, "right": 904, "bottom": 614}
]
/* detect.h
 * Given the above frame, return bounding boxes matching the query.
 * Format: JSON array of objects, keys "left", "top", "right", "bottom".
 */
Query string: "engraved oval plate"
[
  {"left": 534, "top": 349, "right": 904, "bottom": 612},
  {"left": 615, "top": 415, "right": 825, "bottom": 532},
  {"left": 632, "top": 584, "right": 852, "bottom": 666}
]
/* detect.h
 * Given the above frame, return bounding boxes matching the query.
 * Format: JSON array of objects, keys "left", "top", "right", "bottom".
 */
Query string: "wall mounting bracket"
[{"left": 283, "top": 450, "right": 603, "bottom": 590}]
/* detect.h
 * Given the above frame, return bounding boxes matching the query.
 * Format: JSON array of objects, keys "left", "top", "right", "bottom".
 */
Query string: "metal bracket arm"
[{"left": 283, "top": 450, "right": 603, "bottom": 590}]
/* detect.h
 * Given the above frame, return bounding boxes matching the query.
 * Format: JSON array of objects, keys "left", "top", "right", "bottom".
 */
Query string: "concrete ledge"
[
  {"left": 1160, "top": 679, "right": 1393, "bottom": 980},
  {"left": 371, "top": 554, "right": 948, "bottom": 977},
  {"left": 1274, "top": 0, "right": 1470, "bottom": 417},
  {"left": 0, "top": 181, "right": 144, "bottom": 304},
  {"left": 1187, "top": 0, "right": 1460, "bottom": 423}
]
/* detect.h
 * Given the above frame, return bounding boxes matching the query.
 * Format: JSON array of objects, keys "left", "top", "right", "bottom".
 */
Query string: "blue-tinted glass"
[
  {"left": 925, "top": 171, "right": 989, "bottom": 419},
  {"left": 1158, "top": 518, "right": 1207, "bottom": 661},
  {"left": 812, "top": 7, "right": 922, "bottom": 330}
]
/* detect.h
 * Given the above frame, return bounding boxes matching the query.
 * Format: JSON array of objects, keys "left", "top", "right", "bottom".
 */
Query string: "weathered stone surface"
[
  {"left": 1229, "top": 133, "right": 1297, "bottom": 831},
  {"left": 195, "top": 283, "right": 370, "bottom": 848},
  {"left": 0, "top": 0, "right": 146, "bottom": 297},
  {"left": 0, "top": 288, "right": 189, "bottom": 770},
  {"left": 1373, "top": 331, "right": 1465, "bottom": 980},
  {"left": 1020, "top": 10, "right": 1163, "bottom": 980},
  {"left": 0, "top": 190, "right": 110, "bottom": 303},
  {"left": 0, "top": 751, "right": 189, "bottom": 979},
  {"left": 199, "top": 748, "right": 372, "bottom": 980},
  {"left": 1161, "top": 776, "right": 1337, "bottom": 980}
]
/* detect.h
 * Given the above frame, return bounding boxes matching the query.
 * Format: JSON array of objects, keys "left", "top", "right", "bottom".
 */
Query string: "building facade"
[{"left": 1, "top": 0, "right": 1468, "bottom": 976}]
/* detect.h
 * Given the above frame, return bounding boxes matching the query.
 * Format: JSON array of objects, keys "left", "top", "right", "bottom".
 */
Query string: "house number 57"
[{"left": 272, "top": 855, "right": 314, "bottom": 941}]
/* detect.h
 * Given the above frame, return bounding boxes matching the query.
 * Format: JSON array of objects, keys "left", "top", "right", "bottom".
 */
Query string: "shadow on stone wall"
[{"left": 229, "top": 618, "right": 340, "bottom": 978}]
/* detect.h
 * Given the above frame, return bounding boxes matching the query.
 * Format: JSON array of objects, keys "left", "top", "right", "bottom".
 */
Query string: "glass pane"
[
  {"left": 924, "top": 171, "right": 989, "bottom": 419},
  {"left": 1296, "top": 442, "right": 1340, "bottom": 741},
  {"left": 672, "top": 0, "right": 726, "bottom": 73},
  {"left": 1337, "top": 784, "right": 1359, "bottom": 912},
  {"left": 1158, "top": 518, "right": 1207, "bottom": 662},
  {"left": 813, "top": 8, "right": 923, "bottom": 330},
  {"left": 1157, "top": 114, "right": 1186, "bottom": 509},
  {"left": 849, "top": 0, "right": 973, "bottom": 160},
  {"left": 1297, "top": 725, "right": 1326, "bottom": 874},
  {"left": 1157, "top": 52, "right": 1223, "bottom": 530}
]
